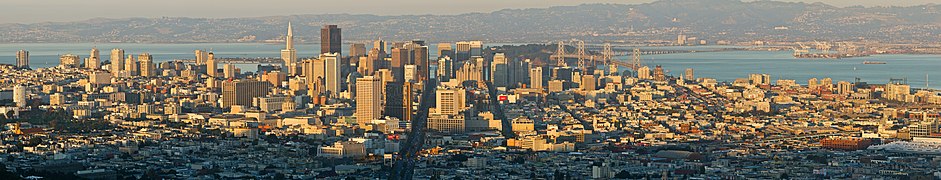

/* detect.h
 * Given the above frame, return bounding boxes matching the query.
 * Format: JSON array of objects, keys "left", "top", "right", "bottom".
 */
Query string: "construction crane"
[
  {"left": 813, "top": 40, "right": 831, "bottom": 52},
  {"left": 794, "top": 42, "right": 810, "bottom": 56}
]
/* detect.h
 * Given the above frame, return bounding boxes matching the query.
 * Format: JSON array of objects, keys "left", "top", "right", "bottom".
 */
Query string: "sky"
[{"left": 1, "top": 0, "right": 937, "bottom": 24}]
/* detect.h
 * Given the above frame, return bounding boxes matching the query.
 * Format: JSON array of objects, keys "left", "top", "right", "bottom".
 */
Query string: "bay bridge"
[
  {"left": 548, "top": 40, "right": 738, "bottom": 72},
  {"left": 174, "top": 57, "right": 284, "bottom": 64}
]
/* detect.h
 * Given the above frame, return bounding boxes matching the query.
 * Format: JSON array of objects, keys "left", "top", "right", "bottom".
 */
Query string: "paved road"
[
  {"left": 550, "top": 94, "right": 594, "bottom": 131},
  {"left": 485, "top": 82, "right": 515, "bottom": 138},
  {"left": 391, "top": 79, "right": 436, "bottom": 180}
]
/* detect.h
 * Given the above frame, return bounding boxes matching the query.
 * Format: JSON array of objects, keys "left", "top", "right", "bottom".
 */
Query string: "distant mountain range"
[{"left": 2, "top": 0, "right": 941, "bottom": 43}]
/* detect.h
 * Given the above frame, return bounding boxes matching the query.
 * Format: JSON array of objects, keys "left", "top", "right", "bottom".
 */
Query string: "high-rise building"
[
  {"left": 111, "top": 49, "right": 125, "bottom": 75},
  {"left": 581, "top": 75, "right": 596, "bottom": 91},
  {"left": 413, "top": 46, "right": 429, "bottom": 81},
  {"left": 552, "top": 67, "right": 574, "bottom": 81},
  {"left": 455, "top": 57, "right": 485, "bottom": 84},
  {"left": 455, "top": 41, "right": 471, "bottom": 62},
  {"left": 437, "top": 43, "right": 453, "bottom": 58},
  {"left": 428, "top": 113, "right": 465, "bottom": 133},
  {"left": 139, "top": 53, "right": 155, "bottom": 77},
  {"left": 361, "top": 48, "right": 384, "bottom": 76},
  {"left": 50, "top": 93, "right": 64, "bottom": 106},
  {"left": 224, "top": 64, "right": 237, "bottom": 79},
  {"left": 374, "top": 39, "right": 387, "bottom": 54},
  {"left": 402, "top": 82, "right": 414, "bottom": 122},
  {"left": 15, "top": 50, "right": 28, "bottom": 69},
  {"left": 322, "top": 53, "right": 341, "bottom": 96},
  {"left": 637, "top": 66, "right": 651, "bottom": 80},
  {"left": 350, "top": 43, "right": 367, "bottom": 57},
  {"left": 491, "top": 53, "right": 509, "bottom": 88},
  {"left": 548, "top": 80, "right": 569, "bottom": 93},
  {"left": 512, "top": 59, "right": 532, "bottom": 88},
  {"left": 437, "top": 56, "right": 452, "bottom": 81},
  {"left": 384, "top": 82, "right": 405, "bottom": 120},
  {"left": 221, "top": 80, "right": 272, "bottom": 108},
  {"left": 321, "top": 25, "right": 342, "bottom": 54},
  {"left": 391, "top": 48, "right": 408, "bottom": 82},
  {"left": 820, "top": 78, "right": 833, "bottom": 90},
  {"left": 125, "top": 54, "right": 138, "bottom": 76},
  {"left": 837, "top": 81, "right": 854, "bottom": 95},
  {"left": 281, "top": 22, "right": 298, "bottom": 76},
  {"left": 885, "top": 82, "right": 911, "bottom": 101},
  {"left": 653, "top": 65, "right": 665, "bottom": 81},
  {"left": 261, "top": 71, "right": 287, "bottom": 87},
  {"left": 194, "top": 49, "right": 208, "bottom": 65},
  {"left": 89, "top": 71, "right": 112, "bottom": 85},
  {"left": 530, "top": 67, "right": 543, "bottom": 89},
  {"left": 60, "top": 54, "right": 80, "bottom": 68},
  {"left": 436, "top": 87, "right": 466, "bottom": 115},
  {"left": 404, "top": 65, "right": 418, "bottom": 83},
  {"left": 13, "top": 85, "right": 27, "bottom": 108},
  {"left": 356, "top": 76, "right": 382, "bottom": 124},
  {"left": 300, "top": 57, "right": 330, "bottom": 96},
  {"left": 392, "top": 42, "right": 406, "bottom": 50},
  {"left": 685, "top": 68, "right": 694, "bottom": 80},
  {"left": 749, "top": 74, "right": 771, "bottom": 86},
  {"left": 86, "top": 48, "right": 100, "bottom": 69},
  {"left": 808, "top": 78, "right": 819, "bottom": 88},
  {"left": 207, "top": 52, "right": 218, "bottom": 77},
  {"left": 469, "top": 41, "right": 483, "bottom": 57}
]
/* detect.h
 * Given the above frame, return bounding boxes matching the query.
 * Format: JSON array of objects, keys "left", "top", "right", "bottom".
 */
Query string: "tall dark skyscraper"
[{"left": 320, "top": 25, "right": 342, "bottom": 54}]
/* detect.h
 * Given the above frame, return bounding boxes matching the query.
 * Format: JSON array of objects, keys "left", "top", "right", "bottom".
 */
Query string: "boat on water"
[
  {"left": 863, "top": 61, "right": 886, "bottom": 64},
  {"left": 793, "top": 53, "right": 870, "bottom": 59}
]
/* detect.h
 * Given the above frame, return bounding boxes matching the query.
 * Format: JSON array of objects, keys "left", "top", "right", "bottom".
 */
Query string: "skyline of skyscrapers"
[{"left": 4, "top": 3, "right": 941, "bottom": 179}]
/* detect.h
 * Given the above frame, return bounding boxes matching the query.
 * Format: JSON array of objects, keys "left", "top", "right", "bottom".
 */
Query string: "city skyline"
[
  {"left": 1, "top": 0, "right": 939, "bottom": 24},
  {"left": 3, "top": 1, "right": 941, "bottom": 179}
]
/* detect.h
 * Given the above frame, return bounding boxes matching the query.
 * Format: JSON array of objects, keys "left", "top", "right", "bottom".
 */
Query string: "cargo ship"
[{"left": 863, "top": 61, "right": 886, "bottom": 64}]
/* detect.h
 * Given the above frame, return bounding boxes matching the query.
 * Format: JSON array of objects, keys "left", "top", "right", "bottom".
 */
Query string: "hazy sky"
[{"left": 1, "top": 0, "right": 937, "bottom": 24}]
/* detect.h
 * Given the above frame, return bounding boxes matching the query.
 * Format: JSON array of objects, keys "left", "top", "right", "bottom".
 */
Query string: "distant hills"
[{"left": 2, "top": 0, "right": 941, "bottom": 43}]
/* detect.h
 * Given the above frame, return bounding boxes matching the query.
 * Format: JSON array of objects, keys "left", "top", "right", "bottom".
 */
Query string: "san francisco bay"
[{"left": 2, "top": 43, "right": 940, "bottom": 88}]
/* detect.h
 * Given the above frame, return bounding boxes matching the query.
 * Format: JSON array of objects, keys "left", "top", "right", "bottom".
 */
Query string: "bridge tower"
[
  {"left": 631, "top": 48, "right": 642, "bottom": 71},
  {"left": 555, "top": 41, "right": 567, "bottom": 67},
  {"left": 602, "top": 43, "right": 615, "bottom": 75},
  {"left": 576, "top": 41, "right": 587, "bottom": 71}
]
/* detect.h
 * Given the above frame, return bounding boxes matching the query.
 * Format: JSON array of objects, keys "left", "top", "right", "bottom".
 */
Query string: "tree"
[
  {"left": 0, "top": 162, "right": 21, "bottom": 180},
  {"left": 273, "top": 173, "right": 286, "bottom": 180}
]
